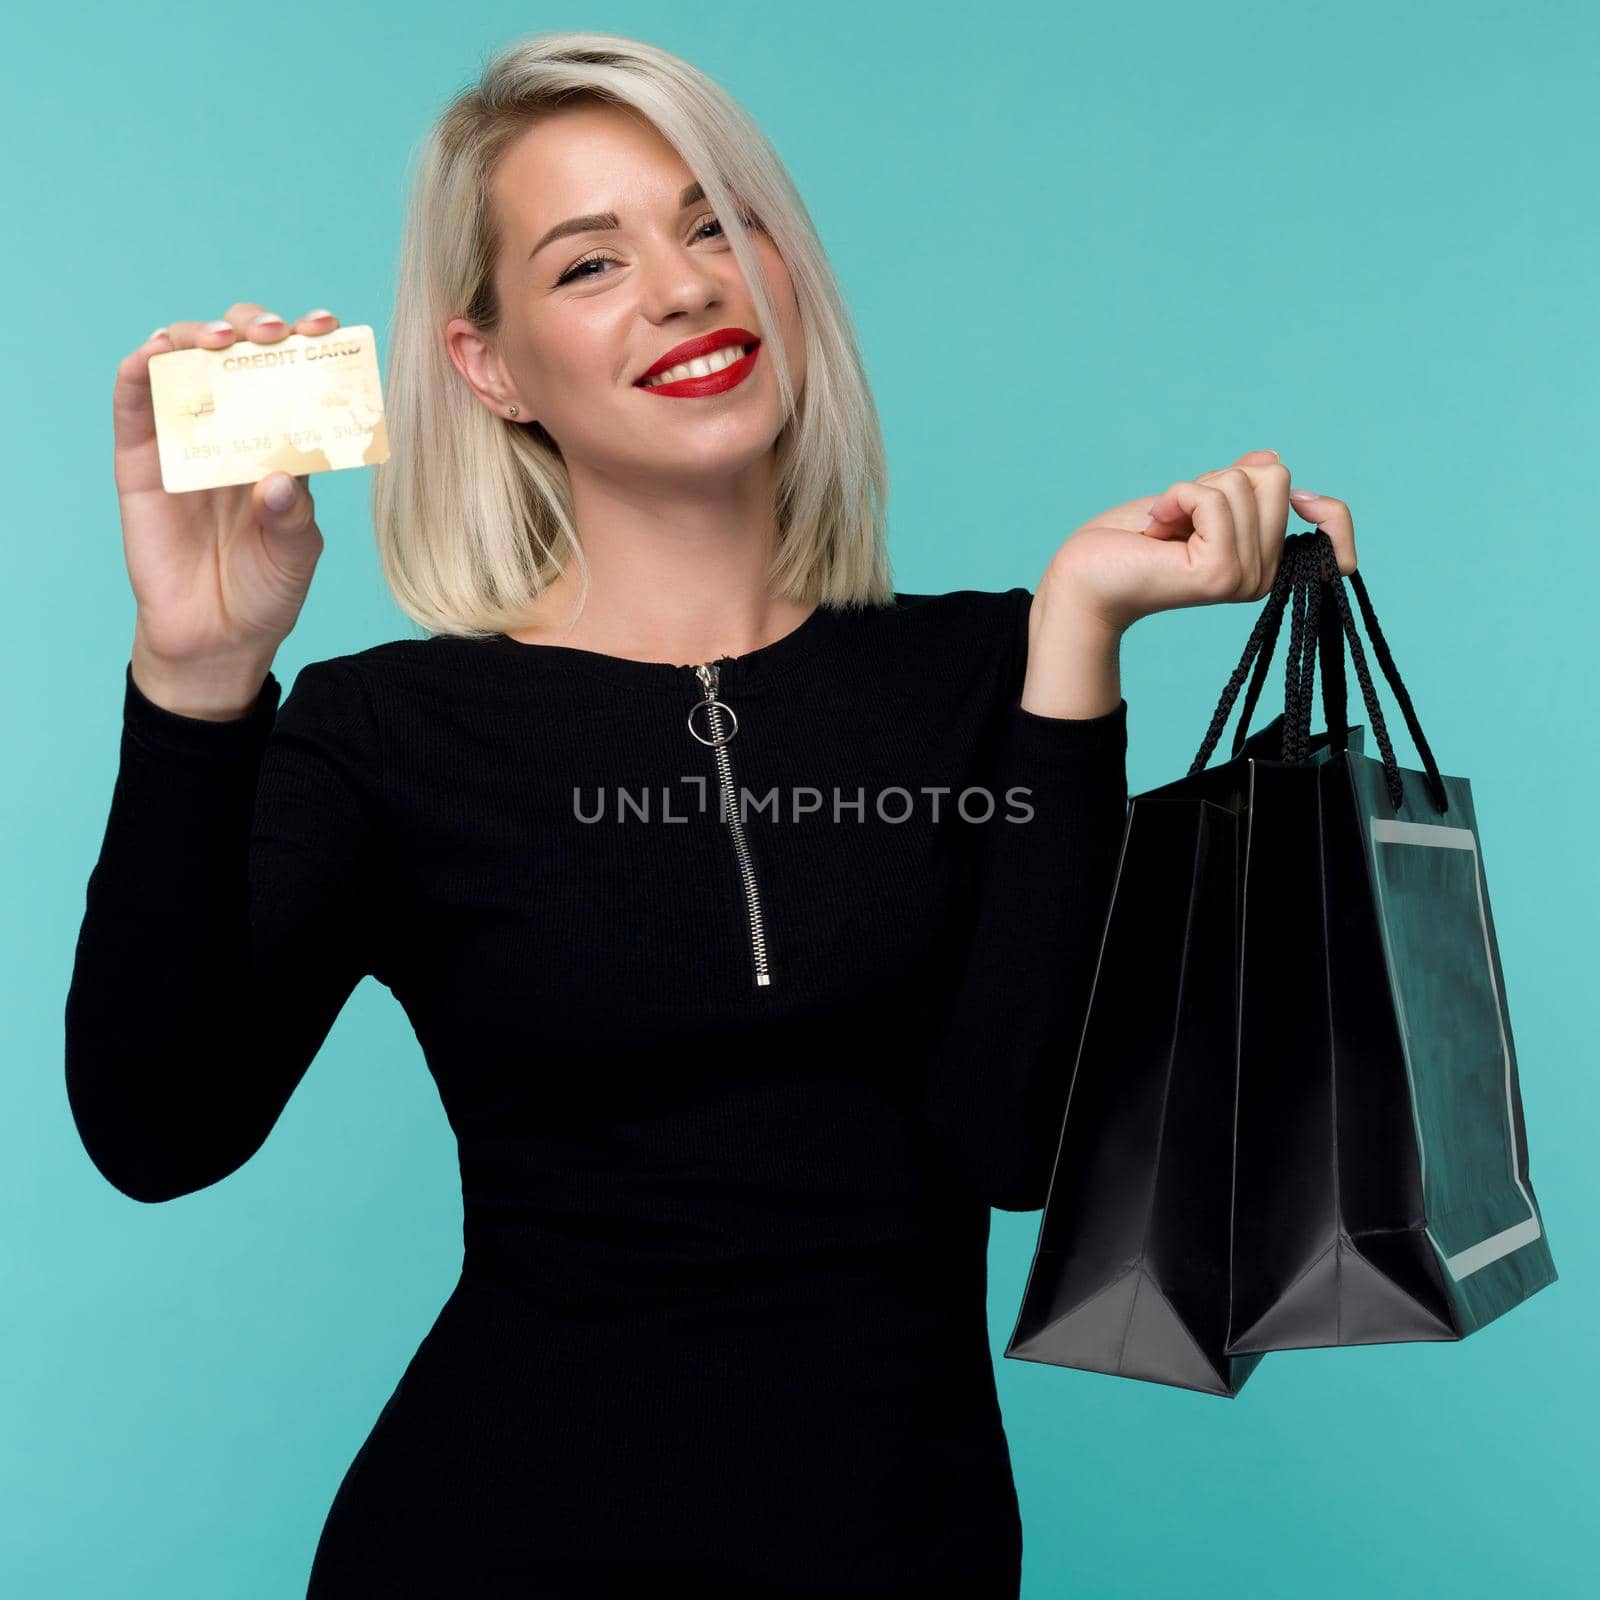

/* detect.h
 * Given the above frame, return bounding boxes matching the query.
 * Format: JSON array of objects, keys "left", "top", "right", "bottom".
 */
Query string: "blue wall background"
[{"left": 6, "top": 1, "right": 1593, "bottom": 1593}]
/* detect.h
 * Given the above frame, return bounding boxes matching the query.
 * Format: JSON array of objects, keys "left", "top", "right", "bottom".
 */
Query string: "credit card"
[{"left": 147, "top": 323, "right": 389, "bottom": 493}]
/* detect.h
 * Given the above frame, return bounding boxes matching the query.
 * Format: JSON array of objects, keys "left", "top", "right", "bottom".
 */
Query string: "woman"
[{"left": 67, "top": 30, "right": 1354, "bottom": 1598}]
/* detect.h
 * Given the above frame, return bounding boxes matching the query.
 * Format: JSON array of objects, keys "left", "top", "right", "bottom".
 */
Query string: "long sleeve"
[
  {"left": 922, "top": 590, "right": 1129, "bottom": 1211},
  {"left": 64, "top": 657, "right": 385, "bottom": 1203}
]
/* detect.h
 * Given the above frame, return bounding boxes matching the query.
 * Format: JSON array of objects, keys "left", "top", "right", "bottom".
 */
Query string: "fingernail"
[
  {"left": 253, "top": 314, "right": 286, "bottom": 328},
  {"left": 1139, "top": 513, "right": 1155, "bottom": 530},
  {"left": 305, "top": 308, "right": 334, "bottom": 320},
  {"left": 205, "top": 320, "right": 232, "bottom": 334},
  {"left": 263, "top": 473, "right": 295, "bottom": 510},
  {"left": 1289, "top": 488, "right": 1320, "bottom": 501},
  {"left": 147, "top": 326, "right": 168, "bottom": 343}
]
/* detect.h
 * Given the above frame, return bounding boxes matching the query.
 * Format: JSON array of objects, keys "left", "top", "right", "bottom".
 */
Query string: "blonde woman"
[{"left": 67, "top": 30, "right": 1351, "bottom": 1597}]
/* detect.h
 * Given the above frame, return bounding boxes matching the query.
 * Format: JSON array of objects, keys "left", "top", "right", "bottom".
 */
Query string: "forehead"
[{"left": 492, "top": 104, "right": 694, "bottom": 238}]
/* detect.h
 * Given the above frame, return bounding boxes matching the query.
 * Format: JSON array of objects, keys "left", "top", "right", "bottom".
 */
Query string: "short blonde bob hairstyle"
[{"left": 374, "top": 31, "right": 896, "bottom": 640}]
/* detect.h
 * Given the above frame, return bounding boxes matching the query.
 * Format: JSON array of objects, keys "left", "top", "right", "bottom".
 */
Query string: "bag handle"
[
  {"left": 1283, "top": 533, "right": 1450, "bottom": 815},
  {"left": 1188, "top": 531, "right": 1344, "bottom": 769},
  {"left": 1216, "top": 538, "right": 1348, "bottom": 766},
  {"left": 1345, "top": 555, "right": 1449, "bottom": 813},
  {"left": 1190, "top": 529, "right": 1449, "bottom": 816}
]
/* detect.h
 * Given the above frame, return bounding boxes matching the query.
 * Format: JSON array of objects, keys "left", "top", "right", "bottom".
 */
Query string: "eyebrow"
[{"left": 528, "top": 181, "right": 707, "bottom": 262}]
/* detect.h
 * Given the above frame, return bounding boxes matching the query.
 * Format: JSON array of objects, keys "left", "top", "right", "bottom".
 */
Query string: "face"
[{"left": 445, "top": 102, "right": 805, "bottom": 490}]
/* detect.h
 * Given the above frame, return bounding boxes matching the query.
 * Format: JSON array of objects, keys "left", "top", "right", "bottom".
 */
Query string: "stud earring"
[{"left": 508, "top": 405, "right": 519, "bottom": 417}]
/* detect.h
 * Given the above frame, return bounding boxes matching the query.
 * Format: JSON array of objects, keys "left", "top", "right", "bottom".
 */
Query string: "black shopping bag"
[
  {"left": 1005, "top": 532, "right": 1355, "bottom": 1396},
  {"left": 1002, "top": 774, "right": 1268, "bottom": 1396},
  {"left": 1005, "top": 530, "right": 1555, "bottom": 1395}
]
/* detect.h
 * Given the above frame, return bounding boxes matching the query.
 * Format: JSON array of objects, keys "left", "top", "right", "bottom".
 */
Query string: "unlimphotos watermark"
[{"left": 571, "top": 779, "right": 1037, "bottom": 825}]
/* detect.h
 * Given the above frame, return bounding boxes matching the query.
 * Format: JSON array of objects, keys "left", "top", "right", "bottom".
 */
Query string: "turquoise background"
[{"left": 6, "top": 1, "right": 1594, "bottom": 1593}]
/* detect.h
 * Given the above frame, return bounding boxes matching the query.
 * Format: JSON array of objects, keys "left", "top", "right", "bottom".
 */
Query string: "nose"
[{"left": 636, "top": 243, "right": 725, "bottom": 324}]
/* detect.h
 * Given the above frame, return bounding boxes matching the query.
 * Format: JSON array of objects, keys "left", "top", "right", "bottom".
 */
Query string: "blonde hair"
[{"left": 373, "top": 31, "right": 896, "bottom": 639}]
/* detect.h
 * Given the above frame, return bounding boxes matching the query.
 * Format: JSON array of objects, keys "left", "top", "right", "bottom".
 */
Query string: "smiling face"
[{"left": 445, "top": 101, "right": 805, "bottom": 490}]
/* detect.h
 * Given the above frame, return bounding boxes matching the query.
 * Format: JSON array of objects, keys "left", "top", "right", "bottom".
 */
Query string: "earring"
[{"left": 508, "top": 405, "right": 519, "bottom": 417}]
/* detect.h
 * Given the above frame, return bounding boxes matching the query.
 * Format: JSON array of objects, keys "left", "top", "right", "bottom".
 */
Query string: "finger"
[
  {"left": 1154, "top": 468, "right": 1261, "bottom": 599},
  {"left": 220, "top": 302, "right": 296, "bottom": 345},
  {"left": 1143, "top": 481, "right": 1246, "bottom": 601},
  {"left": 1288, "top": 490, "right": 1359, "bottom": 576},
  {"left": 1203, "top": 457, "right": 1290, "bottom": 599},
  {"left": 1246, "top": 462, "right": 1290, "bottom": 599},
  {"left": 150, "top": 317, "right": 237, "bottom": 351},
  {"left": 253, "top": 472, "right": 325, "bottom": 581},
  {"left": 1207, "top": 467, "right": 1262, "bottom": 598},
  {"left": 113, "top": 326, "right": 176, "bottom": 470},
  {"left": 143, "top": 304, "right": 336, "bottom": 357},
  {"left": 253, "top": 470, "right": 317, "bottom": 530},
  {"left": 1149, "top": 455, "right": 1276, "bottom": 524}
]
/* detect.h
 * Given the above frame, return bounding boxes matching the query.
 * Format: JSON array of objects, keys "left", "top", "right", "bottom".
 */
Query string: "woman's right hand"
[{"left": 117, "top": 303, "right": 342, "bottom": 717}]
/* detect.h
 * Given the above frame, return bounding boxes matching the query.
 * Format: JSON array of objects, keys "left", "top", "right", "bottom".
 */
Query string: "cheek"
[
  {"left": 519, "top": 315, "right": 629, "bottom": 424},
  {"left": 526, "top": 301, "right": 616, "bottom": 376},
  {"left": 547, "top": 322, "right": 608, "bottom": 386}
]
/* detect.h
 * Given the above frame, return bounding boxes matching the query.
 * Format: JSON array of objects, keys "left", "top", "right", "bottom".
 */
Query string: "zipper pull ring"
[{"left": 688, "top": 663, "right": 738, "bottom": 746}]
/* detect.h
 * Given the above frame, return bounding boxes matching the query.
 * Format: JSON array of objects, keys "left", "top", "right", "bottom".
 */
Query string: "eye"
[
  {"left": 703, "top": 209, "right": 763, "bottom": 238},
  {"left": 555, "top": 250, "right": 618, "bottom": 286},
  {"left": 554, "top": 211, "right": 762, "bottom": 286}
]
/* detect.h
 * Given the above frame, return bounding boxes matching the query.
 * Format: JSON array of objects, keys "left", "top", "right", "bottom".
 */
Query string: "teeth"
[{"left": 642, "top": 344, "right": 751, "bottom": 387}]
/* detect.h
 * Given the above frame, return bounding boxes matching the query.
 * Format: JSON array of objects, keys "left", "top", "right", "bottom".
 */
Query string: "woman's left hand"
[{"left": 1043, "top": 448, "right": 1359, "bottom": 638}]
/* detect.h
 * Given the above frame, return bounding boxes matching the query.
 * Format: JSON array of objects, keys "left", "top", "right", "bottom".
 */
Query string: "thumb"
[
  {"left": 252, "top": 472, "right": 324, "bottom": 577},
  {"left": 256, "top": 471, "right": 313, "bottom": 523},
  {"left": 253, "top": 471, "right": 323, "bottom": 541}
]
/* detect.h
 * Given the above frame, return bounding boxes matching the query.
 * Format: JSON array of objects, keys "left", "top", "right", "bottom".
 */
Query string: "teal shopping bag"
[{"left": 1179, "top": 530, "right": 1558, "bottom": 1352}]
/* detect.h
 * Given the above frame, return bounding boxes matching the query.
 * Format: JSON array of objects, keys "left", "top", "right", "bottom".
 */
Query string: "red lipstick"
[{"left": 634, "top": 327, "right": 762, "bottom": 398}]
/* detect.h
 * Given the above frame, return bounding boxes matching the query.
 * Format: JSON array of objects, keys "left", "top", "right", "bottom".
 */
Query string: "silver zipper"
[{"left": 688, "top": 661, "right": 772, "bottom": 987}]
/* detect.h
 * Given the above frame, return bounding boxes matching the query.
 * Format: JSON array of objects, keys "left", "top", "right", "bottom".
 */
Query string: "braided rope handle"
[
  {"left": 1190, "top": 530, "right": 1449, "bottom": 816},
  {"left": 1347, "top": 564, "right": 1448, "bottom": 810},
  {"left": 1188, "top": 543, "right": 1301, "bottom": 770}
]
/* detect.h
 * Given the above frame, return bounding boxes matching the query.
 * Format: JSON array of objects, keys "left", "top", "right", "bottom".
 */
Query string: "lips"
[{"left": 634, "top": 326, "right": 760, "bottom": 386}]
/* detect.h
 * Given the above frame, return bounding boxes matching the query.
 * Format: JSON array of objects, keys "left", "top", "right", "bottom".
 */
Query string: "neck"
[{"left": 510, "top": 456, "right": 810, "bottom": 662}]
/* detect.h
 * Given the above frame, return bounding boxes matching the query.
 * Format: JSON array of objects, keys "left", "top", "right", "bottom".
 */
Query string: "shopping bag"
[
  {"left": 1206, "top": 531, "right": 1559, "bottom": 1352},
  {"left": 1004, "top": 532, "right": 1369, "bottom": 1395},
  {"left": 1003, "top": 533, "right": 1358, "bottom": 1397},
  {"left": 1005, "top": 530, "right": 1555, "bottom": 1394},
  {"left": 1001, "top": 586, "right": 1305, "bottom": 1394},
  {"left": 1002, "top": 776, "right": 1268, "bottom": 1396}
]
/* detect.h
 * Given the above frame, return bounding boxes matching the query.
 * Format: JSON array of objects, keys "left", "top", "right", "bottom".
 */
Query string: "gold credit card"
[{"left": 147, "top": 324, "right": 389, "bottom": 493}]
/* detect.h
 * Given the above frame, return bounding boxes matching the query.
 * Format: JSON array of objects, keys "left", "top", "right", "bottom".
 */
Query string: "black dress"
[{"left": 65, "top": 587, "right": 1128, "bottom": 1597}]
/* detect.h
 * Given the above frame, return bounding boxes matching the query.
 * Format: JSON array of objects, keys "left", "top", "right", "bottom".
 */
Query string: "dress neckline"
[{"left": 479, "top": 599, "right": 854, "bottom": 689}]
